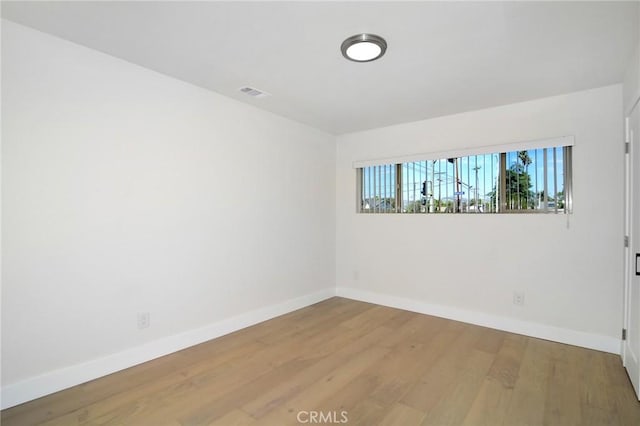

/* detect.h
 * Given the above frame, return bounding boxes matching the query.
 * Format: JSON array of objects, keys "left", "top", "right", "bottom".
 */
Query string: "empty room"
[{"left": 2, "top": 1, "right": 640, "bottom": 425}]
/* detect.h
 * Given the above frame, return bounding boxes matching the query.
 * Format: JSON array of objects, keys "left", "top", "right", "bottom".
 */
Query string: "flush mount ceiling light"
[{"left": 341, "top": 33, "right": 387, "bottom": 62}]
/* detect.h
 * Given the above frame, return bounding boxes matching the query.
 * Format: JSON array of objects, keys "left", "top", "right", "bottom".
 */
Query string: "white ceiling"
[{"left": 2, "top": 1, "right": 638, "bottom": 135}]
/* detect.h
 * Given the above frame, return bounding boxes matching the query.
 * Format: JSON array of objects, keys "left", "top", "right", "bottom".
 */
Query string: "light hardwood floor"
[{"left": 2, "top": 297, "right": 639, "bottom": 425}]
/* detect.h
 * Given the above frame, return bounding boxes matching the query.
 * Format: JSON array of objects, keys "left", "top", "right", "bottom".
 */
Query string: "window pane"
[
  {"left": 358, "top": 145, "right": 571, "bottom": 214},
  {"left": 360, "top": 164, "right": 396, "bottom": 213}
]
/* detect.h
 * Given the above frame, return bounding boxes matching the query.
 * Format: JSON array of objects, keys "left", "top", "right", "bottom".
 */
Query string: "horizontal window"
[{"left": 357, "top": 145, "right": 572, "bottom": 214}]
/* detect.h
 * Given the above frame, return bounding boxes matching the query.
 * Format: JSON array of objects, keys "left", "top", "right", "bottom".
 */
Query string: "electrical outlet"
[
  {"left": 137, "top": 312, "right": 150, "bottom": 329},
  {"left": 353, "top": 270, "right": 359, "bottom": 281},
  {"left": 513, "top": 292, "right": 525, "bottom": 306}
]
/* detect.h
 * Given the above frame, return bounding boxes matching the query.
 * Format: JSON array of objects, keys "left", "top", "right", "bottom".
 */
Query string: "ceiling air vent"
[{"left": 239, "top": 86, "right": 270, "bottom": 98}]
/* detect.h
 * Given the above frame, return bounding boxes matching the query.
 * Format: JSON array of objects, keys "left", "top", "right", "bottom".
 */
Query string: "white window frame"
[{"left": 355, "top": 136, "right": 574, "bottom": 214}]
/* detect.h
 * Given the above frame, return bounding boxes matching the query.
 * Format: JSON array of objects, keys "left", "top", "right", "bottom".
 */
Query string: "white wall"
[
  {"left": 1, "top": 20, "right": 335, "bottom": 405},
  {"left": 623, "top": 2, "right": 640, "bottom": 114},
  {"left": 336, "top": 85, "right": 624, "bottom": 352},
  {"left": 624, "top": 43, "right": 639, "bottom": 114}
]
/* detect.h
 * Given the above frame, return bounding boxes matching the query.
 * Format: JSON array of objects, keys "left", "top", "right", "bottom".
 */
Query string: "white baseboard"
[
  {"left": 0, "top": 288, "right": 336, "bottom": 410},
  {"left": 335, "top": 287, "right": 621, "bottom": 355},
  {"left": 2, "top": 286, "right": 620, "bottom": 409}
]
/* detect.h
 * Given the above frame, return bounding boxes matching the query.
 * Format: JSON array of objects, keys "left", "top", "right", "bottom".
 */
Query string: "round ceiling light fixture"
[{"left": 341, "top": 33, "right": 387, "bottom": 62}]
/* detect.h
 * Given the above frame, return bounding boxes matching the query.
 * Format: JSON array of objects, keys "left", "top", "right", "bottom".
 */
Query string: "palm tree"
[
  {"left": 517, "top": 151, "right": 533, "bottom": 208},
  {"left": 518, "top": 150, "right": 532, "bottom": 172}
]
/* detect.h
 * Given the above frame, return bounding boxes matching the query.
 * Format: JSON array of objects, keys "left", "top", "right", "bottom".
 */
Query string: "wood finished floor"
[{"left": 2, "top": 297, "right": 640, "bottom": 426}]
